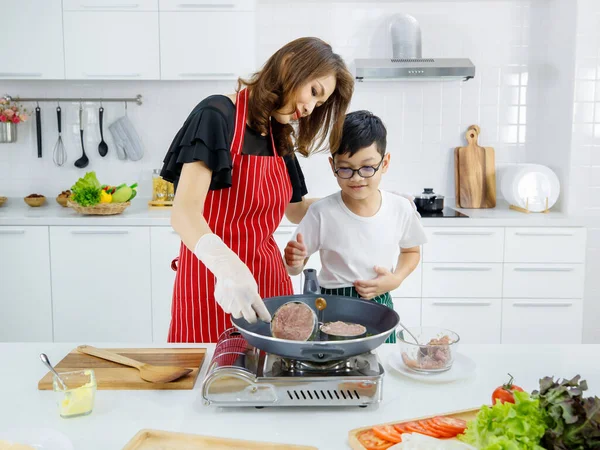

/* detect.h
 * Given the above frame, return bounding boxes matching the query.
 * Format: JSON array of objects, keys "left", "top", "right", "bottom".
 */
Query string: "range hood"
[{"left": 354, "top": 14, "right": 475, "bottom": 82}]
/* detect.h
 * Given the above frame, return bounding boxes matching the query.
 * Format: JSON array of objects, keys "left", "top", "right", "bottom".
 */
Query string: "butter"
[{"left": 56, "top": 369, "right": 96, "bottom": 418}]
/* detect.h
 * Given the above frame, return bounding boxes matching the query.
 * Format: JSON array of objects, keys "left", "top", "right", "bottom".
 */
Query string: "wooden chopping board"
[
  {"left": 454, "top": 125, "right": 496, "bottom": 208},
  {"left": 38, "top": 348, "right": 206, "bottom": 390},
  {"left": 348, "top": 407, "right": 479, "bottom": 449},
  {"left": 122, "top": 430, "right": 319, "bottom": 450}
]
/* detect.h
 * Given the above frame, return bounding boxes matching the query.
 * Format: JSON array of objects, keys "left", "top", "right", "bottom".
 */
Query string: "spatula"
[{"left": 76, "top": 345, "right": 192, "bottom": 383}]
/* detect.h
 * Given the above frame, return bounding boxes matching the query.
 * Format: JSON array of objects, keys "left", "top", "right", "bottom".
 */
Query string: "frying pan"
[{"left": 231, "top": 269, "right": 399, "bottom": 362}]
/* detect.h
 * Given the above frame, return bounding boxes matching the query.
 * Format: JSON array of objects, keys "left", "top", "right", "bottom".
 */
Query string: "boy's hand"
[
  {"left": 354, "top": 266, "right": 402, "bottom": 300},
  {"left": 284, "top": 233, "right": 307, "bottom": 269}
]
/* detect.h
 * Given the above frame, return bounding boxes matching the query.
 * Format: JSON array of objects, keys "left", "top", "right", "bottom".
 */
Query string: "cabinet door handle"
[
  {"left": 515, "top": 232, "right": 574, "bottom": 237},
  {"left": 0, "top": 72, "right": 42, "bottom": 77},
  {"left": 178, "top": 72, "right": 235, "bottom": 78},
  {"left": 71, "top": 230, "right": 129, "bottom": 235},
  {"left": 177, "top": 3, "right": 235, "bottom": 8},
  {"left": 0, "top": 230, "right": 25, "bottom": 235},
  {"left": 432, "top": 301, "right": 492, "bottom": 306},
  {"left": 84, "top": 73, "right": 141, "bottom": 78},
  {"left": 432, "top": 231, "right": 495, "bottom": 236},
  {"left": 432, "top": 266, "right": 493, "bottom": 272},
  {"left": 81, "top": 3, "right": 140, "bottom": 8},
  {"left": 513, "top": 267, "right": 574, "bottom": 272},
  {"left": 513, "top": 301, "right": 573, "bottom": 308}
]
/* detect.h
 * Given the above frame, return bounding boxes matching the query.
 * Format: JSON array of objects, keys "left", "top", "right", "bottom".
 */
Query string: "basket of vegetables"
[{"left": 68, "top": 172, "right": 137, "bottom": 216}]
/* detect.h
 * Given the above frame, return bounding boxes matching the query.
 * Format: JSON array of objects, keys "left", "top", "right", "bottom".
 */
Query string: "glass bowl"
[
  {"left": 52, "top": 369, "right": 97, "bottom": 418},
  {"left": 396, "top": 327, "right": 460, "bottom": 373}
]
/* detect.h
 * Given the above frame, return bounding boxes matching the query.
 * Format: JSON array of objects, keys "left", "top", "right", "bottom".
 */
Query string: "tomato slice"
[
  {"left": 392, "top": 422, "right": 410, "bottom": 434},
  {"left": 432, "top": 416, "right": 467, "bottom": 434},
  {"left": 420, "top": 419, "right": 458, "bottom": 438},
  {"left": 418, "top": 419, "right": 452, "bottom": 438},
  {"left": 402, "top": 421, "right": 439, "bottom": 437},
  {"left": 372, "top": 425, "right": 403, "bottom": 443},
  {"left": 357, "top": 430, "right": 394, "bottom": 450}
]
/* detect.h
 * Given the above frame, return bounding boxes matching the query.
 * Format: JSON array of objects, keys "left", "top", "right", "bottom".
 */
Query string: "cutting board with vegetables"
[
  {"left": 348, "top": 407, "right": 478, "bottom": 450},
  {"left": 38, "top": 348, "right": 206, "bottom": 390},
  {"left": 454, "top": 125, "right": 496, "bottom": 209},
  {"left": 122, "top": 430, "right": 319, "bottom": 450}
]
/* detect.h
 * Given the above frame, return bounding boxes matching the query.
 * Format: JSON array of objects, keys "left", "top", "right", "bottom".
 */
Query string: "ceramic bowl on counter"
[
  {"left": 396, "top": 327, "right": 460, "bottom": 373},
  {"left": 24, "top": 194, "right": 46, "bottom": 207}
]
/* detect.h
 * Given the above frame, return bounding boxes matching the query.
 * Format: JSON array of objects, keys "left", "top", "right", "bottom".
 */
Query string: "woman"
[{"left": 161, "top": 37, "right": 354, "bottom": 343}]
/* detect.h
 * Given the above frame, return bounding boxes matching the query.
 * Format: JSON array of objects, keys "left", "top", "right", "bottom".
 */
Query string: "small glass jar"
[
  {"left": 152, "top": 169, "right": 167, "bottom": 202},
  {"left": 166, "top": 180, "right": 175, "bottom": 202},
  {"left": 53, "top": 369, "right": 97, "bottom": 418}
]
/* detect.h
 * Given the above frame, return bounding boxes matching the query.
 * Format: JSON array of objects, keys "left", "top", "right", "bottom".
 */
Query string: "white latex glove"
[{"left": 194, "top": 234, "right": 271, "bottom": 324}]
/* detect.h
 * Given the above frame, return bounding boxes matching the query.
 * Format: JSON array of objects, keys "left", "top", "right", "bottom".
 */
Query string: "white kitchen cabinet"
[
  {"left": 63, "top": 11, "right": 160, "bottom": 79},
  {"left": 503, "top": 263, "right": 585, "bottom": 299},
  {"left": 0, "top": 1, "right": 65, "bottom": 79},
  {"left": 50, "top": 227, "right": 152, "bottom": 342},
  {"left": 0, "top": 227, "right": 53, "bottom": 342},
  {"left": 159, "top": 11, "right": 255, "bottom": 80},
  {"left": 422, "top": 263, "right": 503, "bottom": 298},
  {"left": 504, "top": 228, "right": 586, "bottom": 263},
  {"left": 392, "top": 297, "right": 421, "bottom": 327},
  {"left": 423, "top": 227, "right": 504, "bottom": 263},
  {"left": 422, "top": 298, "right": 502, "bottom": 344},
  {"left": 150, "top": 227, "right": 182, "bottom": 342},
  {"left": 502, "top": 298, "right": 583, "bottom": 344},
  {"left": 391, "top": 262, "right": 422, "bottom": 298},
  {"left": 273, "top": 228, "right": 302, "bottom": 294}
]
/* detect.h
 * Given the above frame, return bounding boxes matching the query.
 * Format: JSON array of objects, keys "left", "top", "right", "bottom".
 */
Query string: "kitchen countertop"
[
  {"left": 0, "top": 343, "right": 599, "bottom": 449},
  {"left": 0, "top": 197, "right": 586, "bottom": 227}
]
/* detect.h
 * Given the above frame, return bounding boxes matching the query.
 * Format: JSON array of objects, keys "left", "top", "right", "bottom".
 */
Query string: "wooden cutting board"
[
  {"left": 122, "top": 430, "right": 319, "bottom": 450},
  {"left": 348, "top": 407, "right": 479, "bottom": 449},
  {"left": 38, "top": 348, "right": 206, "bottom": 390},
  {"left": 454, "top": 125, "right": 496, "bottom": 208}
]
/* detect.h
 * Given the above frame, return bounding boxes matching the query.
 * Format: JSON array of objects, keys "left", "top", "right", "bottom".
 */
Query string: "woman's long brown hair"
[{"left": 238, "top": 37, "right": 354, "bottom": 157}]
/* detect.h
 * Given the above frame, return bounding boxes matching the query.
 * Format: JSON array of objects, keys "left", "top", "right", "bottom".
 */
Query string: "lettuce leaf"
[
  {"left": 71, "top": 186, "right": 101, "bottom": 207},
  {"left": 533, "top": 375, "right": 600, "bottom": 450},
  {"left": 459, "top": 391, "right": 547, "bottom": 450},
  {"left": 71, "top": 171, "right": 101, "bottom": 192}
]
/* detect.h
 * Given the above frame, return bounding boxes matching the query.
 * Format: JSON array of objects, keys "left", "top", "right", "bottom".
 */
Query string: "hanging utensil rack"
[{"left": 2, "top": 94, "right": 143, "bottom": 105}]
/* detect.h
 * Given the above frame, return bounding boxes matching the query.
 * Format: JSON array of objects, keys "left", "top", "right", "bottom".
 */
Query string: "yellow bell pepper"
[{"left": 100, "top": 190, "right": 112, "bottom": 203}]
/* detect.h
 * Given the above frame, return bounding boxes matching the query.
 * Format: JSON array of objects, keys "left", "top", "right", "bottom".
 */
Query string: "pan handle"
[
  {"left": 303, "top": 268, "right": 320, "bottom": 295},
  {"left": 300, "top": 347, "right": 345, "bottom": 360}
]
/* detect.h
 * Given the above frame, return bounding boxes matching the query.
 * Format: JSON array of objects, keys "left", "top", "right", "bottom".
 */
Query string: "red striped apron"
[{"left": 168, "top": 88, "right": 294, "bottom": 343}]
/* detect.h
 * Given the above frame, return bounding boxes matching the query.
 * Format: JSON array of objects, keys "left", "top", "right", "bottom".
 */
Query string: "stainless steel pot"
[
  {"left": 231, "top": 269, "right": 399, "bottom": 362},
  {"left": 414, "top": 188, "right": 444, "bottom": 213}
]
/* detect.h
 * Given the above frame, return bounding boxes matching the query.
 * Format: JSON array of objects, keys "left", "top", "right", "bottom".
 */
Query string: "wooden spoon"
[{"left": 77, "top": 345, "right": 192, "bottom": 383}]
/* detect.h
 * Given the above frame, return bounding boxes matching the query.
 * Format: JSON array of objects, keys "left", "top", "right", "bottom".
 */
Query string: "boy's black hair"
[{"left": 335, "top": 110, "right": 387, "bottom": 158}]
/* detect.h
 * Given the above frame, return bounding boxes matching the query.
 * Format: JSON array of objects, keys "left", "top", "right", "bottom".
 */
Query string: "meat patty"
[
  {"left": 320, "top": 321, "right": 366, "bottom": 337},
  {"left": 271, "top": 302, "right": 315, "bottom": 341}
]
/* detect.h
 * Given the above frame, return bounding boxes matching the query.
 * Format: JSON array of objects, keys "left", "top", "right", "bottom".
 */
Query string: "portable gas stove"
[{"left": 202, "top": 328, "right": 384, "bottom": 407}]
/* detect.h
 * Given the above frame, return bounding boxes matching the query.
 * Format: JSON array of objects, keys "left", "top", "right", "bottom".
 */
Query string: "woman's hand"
[
  {"left": 354, "top": 266, "right": 402, "bottom": 300},
  {"left": 284, "top": 233, "right": 307, "bottom": 275},
  {"left": 195, "top": 234, "right": 271, "bottom": 323}
]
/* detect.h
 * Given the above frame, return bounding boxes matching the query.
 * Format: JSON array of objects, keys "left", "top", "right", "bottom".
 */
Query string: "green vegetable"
[
  {"left": 128, "top": 183, "right": 138, "bottom": 201},
  {"left": 71, "top": 186, "right": 101, "bottom": 207},
  {"left": 111, "top": 186, "right": 132, "bottom": 203},
  {"left": 459, "top": 390, "right": 547, "bottom": 450},
  {"left": 533, "top": 375, "right": 600, "bottom": 450},
  {"left": 71, "top": 171, "right": 101, "bottom": 192}
]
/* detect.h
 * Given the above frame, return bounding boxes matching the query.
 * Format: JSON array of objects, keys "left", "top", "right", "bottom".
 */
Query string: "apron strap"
[{"left": 231, "top": 88, "right": 279, "bottom": 157}]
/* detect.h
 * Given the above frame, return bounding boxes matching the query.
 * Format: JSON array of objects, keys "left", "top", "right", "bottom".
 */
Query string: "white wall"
[
  {"left": 0, "top": 0, "right": 530, "bottom": 201},
  {"left": 570, "top": 0, "right": 600, "bottom": 343}
]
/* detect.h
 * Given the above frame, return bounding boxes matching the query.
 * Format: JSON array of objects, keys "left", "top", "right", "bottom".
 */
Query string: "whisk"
[{"left": 53, "top": 105, "right": 67, "bottom": 166}]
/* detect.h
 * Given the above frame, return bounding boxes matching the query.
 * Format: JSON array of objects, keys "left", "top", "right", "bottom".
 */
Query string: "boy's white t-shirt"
[{"left": 292, "top": 190, "right": 428, "bottom": 289}]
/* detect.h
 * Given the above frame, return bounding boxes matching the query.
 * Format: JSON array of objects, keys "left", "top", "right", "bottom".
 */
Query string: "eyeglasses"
[{"left": 333, "top": 157, "right": 385, "bottom": 179}]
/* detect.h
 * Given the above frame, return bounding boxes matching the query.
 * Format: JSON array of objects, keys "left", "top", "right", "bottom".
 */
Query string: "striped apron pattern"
[
  {"left": 320, "top": 286, "right": 397, "bottom": 344},
  {"left": 168, "top": 88, "right": 294, "bottom": 343}
]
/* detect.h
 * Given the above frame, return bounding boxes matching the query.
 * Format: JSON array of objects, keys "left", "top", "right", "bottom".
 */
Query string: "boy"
[{"left": 284, "top": 110, "right": 427, "bottom": 343}]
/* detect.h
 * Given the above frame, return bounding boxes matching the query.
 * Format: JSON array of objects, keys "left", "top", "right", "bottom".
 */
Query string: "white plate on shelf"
[
  {"left": 500, "top": 164, "right": 560, "bottom": 212},
  {"left": 0, "top": 428, "right": 74, "bottom": 450},
  {"left": 387, "top": 352, "right": 476, "bottom": 383}
]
